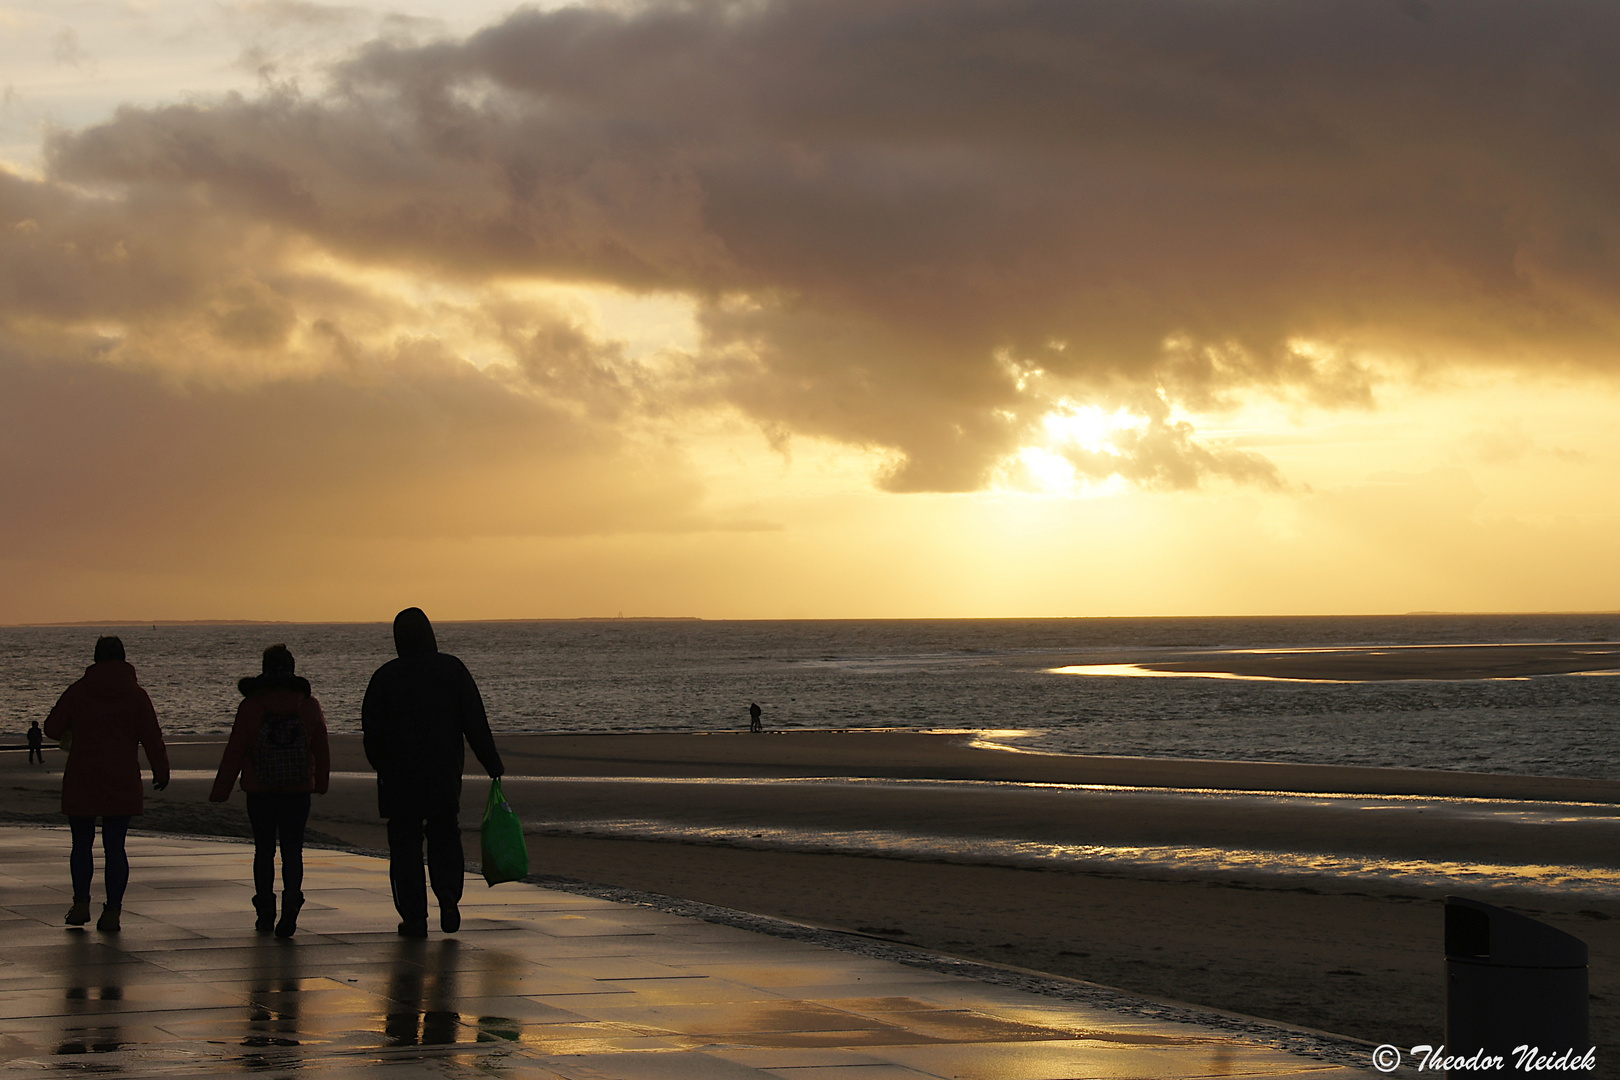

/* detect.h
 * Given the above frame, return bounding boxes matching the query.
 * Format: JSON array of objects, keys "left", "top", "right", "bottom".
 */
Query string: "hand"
[
  {"left": 207, "top": 794, "right": 225, "bottom": 803},
  {"left": 153, "top": 777, "right": 169, "bottom": 791},
  {"left": 489, "top": 769, "right": 503, "bottom": 780}
]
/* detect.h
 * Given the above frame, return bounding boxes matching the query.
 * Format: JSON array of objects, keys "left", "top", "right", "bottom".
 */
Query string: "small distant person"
[
  {"left": 26, "top": 721, "right": 44, "bottom": 763},
  {"left": 749, "top": 702, "right": 763, "bottom": 733},
  {"left": 210, "top": 644, "right": 331, "bottom": 937},
  {"left": 43, "top": 635, "right": 170, "bottom": 932},
  {"left": 362, "top": 608, "right": 504, "bottom": 939}
]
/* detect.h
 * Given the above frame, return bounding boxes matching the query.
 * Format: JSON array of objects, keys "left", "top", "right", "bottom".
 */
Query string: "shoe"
[
  {"left": 96, "top": 905, "right": 121, "bottom": 933},
  {"left": 397, "top": 920, "right": 428, "bottom": 939},
  {"left": 253, "top": 894, "right": 276, "bottom": 934},
  {"left": 274, "top": 894, "right": 303, "bottom": 939},
  {"left": 440, "top": 905, "right": 460, "bottom": 934},
  {"left": 65, "top": 898, "right": 91, "bottom": 926}
]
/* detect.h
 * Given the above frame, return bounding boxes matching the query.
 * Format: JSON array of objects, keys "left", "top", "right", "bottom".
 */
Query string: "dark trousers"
[
  {"left": 386, "top": 813, "right": 463, "bottom": 923},
  {"left": 246, "top": 792, "right": 311, "bottom": 900},
  {"left": 27, "top": 744, "right": 43, "bottom": 763},
  {"left": 68, "top": 816, "right": 130, "bottom": 905}
]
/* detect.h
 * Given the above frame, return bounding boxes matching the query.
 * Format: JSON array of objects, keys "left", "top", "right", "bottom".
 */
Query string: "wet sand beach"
[{"left": 6, "top": 726, "right": 1618, "bottom": 1056}]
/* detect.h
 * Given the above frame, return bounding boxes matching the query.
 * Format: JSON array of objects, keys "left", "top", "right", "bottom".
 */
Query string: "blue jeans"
[{"left": 69, "top": 816, "right": 130, "bottom": 906}]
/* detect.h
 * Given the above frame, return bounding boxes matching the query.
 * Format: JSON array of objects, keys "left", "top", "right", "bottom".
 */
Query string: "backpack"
[{"left": 255, "top": 709, "right": 310, "bottom": 790}]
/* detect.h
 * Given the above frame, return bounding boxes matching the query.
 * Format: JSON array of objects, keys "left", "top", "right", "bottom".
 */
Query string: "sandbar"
[
  {"left": 1098, "top": 641, "right": 1620, "bottom": 682},
  {"left": 166, "top": 729, "right": 1620, "bottom": 802}
]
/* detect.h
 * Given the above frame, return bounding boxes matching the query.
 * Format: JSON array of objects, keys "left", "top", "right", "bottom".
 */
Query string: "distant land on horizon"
[
  {"left": 9, "top": 611, "right": 1620, "bottom": 629},
  {"left": 18, "top": 616, "right": 709, "bottom": 628}
]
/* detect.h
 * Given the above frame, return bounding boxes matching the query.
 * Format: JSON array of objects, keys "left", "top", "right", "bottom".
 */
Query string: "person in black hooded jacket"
[{"left": 361, "top": 608, "right": 504, "bottom": 938}]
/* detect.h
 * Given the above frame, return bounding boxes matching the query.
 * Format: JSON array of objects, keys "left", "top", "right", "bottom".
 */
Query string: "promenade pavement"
[{"left": 0, "top": 826, "right": 1375, "bottom": 1079}]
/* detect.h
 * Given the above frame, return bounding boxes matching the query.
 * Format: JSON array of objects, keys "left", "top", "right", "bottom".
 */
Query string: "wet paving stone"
[{"left": 0, "top": 826, "right": 1373, "bottom": 1078}]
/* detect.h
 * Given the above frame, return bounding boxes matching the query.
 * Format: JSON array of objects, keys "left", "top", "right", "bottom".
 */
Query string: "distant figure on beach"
[
  {"left": 210, "top": 644, "right": 331, "bottom": 937},
  {"left": 26, "top": 721, "right": 44, "bottom": 763},
  {"left": 43, "top": 636, "right": 170, "bottom": 932},
  {"left": 749, "top": 702, "right": 763, "bottom": 733},
  {"left": 362, "top": 608, "right": 504, "bottom": 939}
]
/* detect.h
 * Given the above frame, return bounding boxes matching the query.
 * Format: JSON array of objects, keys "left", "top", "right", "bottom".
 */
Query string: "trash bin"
[{"left": 1445, "top": 896, "right": 1588, "bottom": 1077}]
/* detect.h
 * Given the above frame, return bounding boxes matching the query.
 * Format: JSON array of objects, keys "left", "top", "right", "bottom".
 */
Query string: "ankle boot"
[
  {"left": 96, "top": 904, "right": 121, "bottom": 933},
  {"left": 274, "top": 893, "right": 303, "bottom": 939},
  {"left": 253, "top": 893, "right": 276, "bottom": 934},
  {"left": 65, "top": 898, "right": 91, "bottom": 926}
]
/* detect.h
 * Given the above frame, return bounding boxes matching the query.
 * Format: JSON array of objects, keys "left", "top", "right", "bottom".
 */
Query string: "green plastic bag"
[{"left": 480, "top": 778, "right": 530, "bottom": 886}]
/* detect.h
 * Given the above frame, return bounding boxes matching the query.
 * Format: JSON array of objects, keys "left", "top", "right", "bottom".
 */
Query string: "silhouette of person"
[
  {"left": 362, "top": 609, "right": 503, "bottom": 938},
  {"left": 43, "top": 636, "right": 170, "bottom": 932},
  {"left": 749, "top": 702, "right": 763, "bottom": 733},
  {"left": 26, "top": 720, "right": 44, "bottom": 763},
  {"left": 210, "top": 644, "right": 331, "bottom": 937}
]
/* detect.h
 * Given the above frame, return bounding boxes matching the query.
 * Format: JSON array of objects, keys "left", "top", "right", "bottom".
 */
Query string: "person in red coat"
[
  {"left": 210, "top": 644, "right": 331, "bottom": 937},
  {"left": 43, "top": 636, "right": 170, "bottom": 932}
]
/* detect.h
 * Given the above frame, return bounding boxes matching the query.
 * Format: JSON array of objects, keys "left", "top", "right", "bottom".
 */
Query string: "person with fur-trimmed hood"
[
  {"left": 362, "top": 607, "right": 503, "bottom": 938},
  {"left": 210, "top": 643, "right": 331, "bottom": 937}
]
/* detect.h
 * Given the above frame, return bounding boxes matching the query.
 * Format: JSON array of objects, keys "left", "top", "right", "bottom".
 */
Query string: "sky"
[{"left": 2, "top": 0, "right": 1619, "bottom": 623}]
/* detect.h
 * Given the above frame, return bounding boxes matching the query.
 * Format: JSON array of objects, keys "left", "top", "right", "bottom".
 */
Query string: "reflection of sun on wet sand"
[{"left": 1054, "top": 642, "right": 1620, "bottom": 682}]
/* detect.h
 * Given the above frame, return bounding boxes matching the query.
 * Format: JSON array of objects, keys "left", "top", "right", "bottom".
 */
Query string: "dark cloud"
[
  {"left": 0, "top": 339, "right": 714, "bottom": 572},
  {"left": 0, "top": 155, "right": 717, "bottom": 580},
  {"left": 25, "top": 0, "right": 1620, "bottom": 497}
]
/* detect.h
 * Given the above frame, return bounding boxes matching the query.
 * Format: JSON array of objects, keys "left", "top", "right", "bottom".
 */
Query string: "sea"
[{"left": 5, "top": 613, "right": 1619, "bottom": 780}]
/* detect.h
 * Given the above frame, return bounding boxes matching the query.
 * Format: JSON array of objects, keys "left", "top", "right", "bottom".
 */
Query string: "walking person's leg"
[
  {"left": 424, "top": 811, "right": 464, "bottom": 934},
  {"left": 245, "top": 792, "right": 279, "bottom": 931},
  {"left": 97, "top": 816, "right": 130, "bottom": 931},
  {"left": 275, "top": 793, "right": 311, "bottom": 938},
  {"left": 387, "top": 815, "right": 429, "bottom": 937},
  {"left": 66, "top": 817, "right": 95, "bottom": 925}
]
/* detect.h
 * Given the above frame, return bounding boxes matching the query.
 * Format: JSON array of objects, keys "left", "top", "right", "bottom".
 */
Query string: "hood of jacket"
[
  {"left": 393, "top": 607, "right": 438, "bottom": 658},
  {"left": 238, "top": 671, "right": 313, "bottom": 699},
  {"left": 81, "top": 660, "right": 139, "bottom": 697}
]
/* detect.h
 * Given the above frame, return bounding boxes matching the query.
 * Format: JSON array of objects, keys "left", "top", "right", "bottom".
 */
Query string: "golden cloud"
[{"left": 3, "top": 0, "right": 1616, "bottom": 586}]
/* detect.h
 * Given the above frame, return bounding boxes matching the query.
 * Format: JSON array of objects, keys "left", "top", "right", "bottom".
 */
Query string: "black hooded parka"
[{"left": 361, "top": 608, "right": 504, "bottom": 819}]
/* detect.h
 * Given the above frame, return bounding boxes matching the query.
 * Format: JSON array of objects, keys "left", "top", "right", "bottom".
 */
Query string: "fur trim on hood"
[{"left": 238, "top": 672, "right": 313, "bottom": 698}]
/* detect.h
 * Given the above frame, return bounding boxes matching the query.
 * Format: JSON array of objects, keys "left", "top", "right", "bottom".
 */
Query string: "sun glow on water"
[{"left": 1049, "top": 663, "right": 1351, "bottom": 684}]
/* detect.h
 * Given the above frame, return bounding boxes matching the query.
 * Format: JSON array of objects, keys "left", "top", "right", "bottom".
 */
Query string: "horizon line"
[{"left": 6, "top": 610, "right": 1620, "bottom": 629}]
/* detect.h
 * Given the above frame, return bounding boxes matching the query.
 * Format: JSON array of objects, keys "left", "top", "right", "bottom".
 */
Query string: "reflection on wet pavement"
[
  {"left": 238, "top": 937, "right": 303, "bottom": 1071},
  {"left": 0, "top": 826, "right": 1373, "bottom": 1078},
  {"left": 383, "top": 941, "right": 461, "bottom": 1046}
]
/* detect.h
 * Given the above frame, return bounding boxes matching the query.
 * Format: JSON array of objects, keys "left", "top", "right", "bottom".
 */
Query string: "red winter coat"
[
  {"left": 209, "top": 673, "right": 331, "bottom": 801},
  {"left": 43, "top": 661, "right": 170, "bottom": 818}
]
